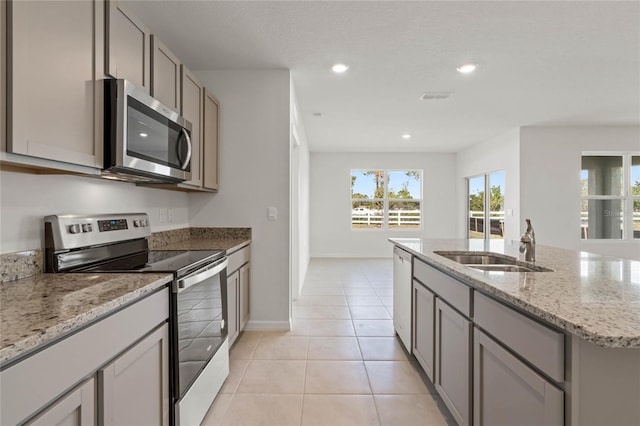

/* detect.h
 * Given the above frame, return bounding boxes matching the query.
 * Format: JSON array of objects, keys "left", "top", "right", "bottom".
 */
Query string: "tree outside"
[{"left": 351, "top": 170, "right": 421, "bottom": 228}]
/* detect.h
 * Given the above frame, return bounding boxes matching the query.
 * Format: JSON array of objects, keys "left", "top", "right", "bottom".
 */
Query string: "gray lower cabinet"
[
  {"left": 435, "top": 298, "right": 472, "bottom": 426},
  {"left": 227, "top": 270, "right": 240, "bottom": 345},
  {"left": 99, "top": 323, "right": 170, "bottom": 426},
  {"left": 0, "top": 288, "right": 169, "bottom": 425},
  {"left": 412, "top": 279, "right": 435, "bottom": 382},
  {"left": 239, "top": 263, "right": 251, "bottom": 330},
  {"left": 226, "top": 245, "right": 251, "bottom": 346},
  {"left": 26, "top": 379, "right": 96, "bottom": 426},
  {"left": 474, "top": 328, "right": 563, "bottom": 426}
]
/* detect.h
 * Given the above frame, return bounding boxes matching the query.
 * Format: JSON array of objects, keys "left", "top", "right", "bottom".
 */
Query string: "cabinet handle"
[{"left": 178, "top": 128, "right": 192, "bottom": 170}]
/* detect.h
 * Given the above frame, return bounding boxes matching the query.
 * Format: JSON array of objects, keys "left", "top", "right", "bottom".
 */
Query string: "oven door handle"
[{"left": 175, "top": 258, "right": 228, "bottom": 293}]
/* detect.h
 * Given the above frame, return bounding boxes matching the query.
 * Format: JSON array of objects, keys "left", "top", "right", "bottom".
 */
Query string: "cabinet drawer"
[
  {"left": 227, "top": 245, "right": 250, "bottom": 273},
  {"left": 474, "top": 292, "right": 564, "bottom": 382},
  {"left": 474, "top": 328, "right": 563, "bottom": 426},
  {"left": 414, "top": 259, "right": 472, "bottom": 317}
]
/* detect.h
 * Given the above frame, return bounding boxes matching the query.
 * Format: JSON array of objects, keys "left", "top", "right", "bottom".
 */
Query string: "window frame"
[
  {"left": 581, "top": 152, "right": 640, "bottom": 241},
  {"left": 466, "top": 170, "right": 505, "bottom": 241},
  {"left": 350, "top": 169, "right": 423, "bottom": 231}
]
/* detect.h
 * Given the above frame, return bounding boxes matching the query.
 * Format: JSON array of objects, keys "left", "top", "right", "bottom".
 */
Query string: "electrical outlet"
[
  {"left": 159, "top": 209, "right": 167, "bottom": 224},
  {"left": 167, "top": 208, "right": 173, "bottom": 223}
]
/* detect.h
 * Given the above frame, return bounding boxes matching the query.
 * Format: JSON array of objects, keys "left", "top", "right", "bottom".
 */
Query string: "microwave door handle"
[
  {"left": 175, "top": 259, "right": 228, "bottom": 293},
  {"left": 179, "top": 128, "right": 192, "bottom": 170}
]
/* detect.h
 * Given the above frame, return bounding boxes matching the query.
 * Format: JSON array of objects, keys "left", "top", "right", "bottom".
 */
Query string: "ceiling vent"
[{"left": 419, "top": 91, "right": 453, "bottom": 101}]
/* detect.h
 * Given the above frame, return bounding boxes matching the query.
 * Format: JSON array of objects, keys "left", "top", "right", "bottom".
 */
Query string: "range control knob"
[
  {"left": 68, "top": 224, "right": 81, "bottom": 234},
  {"left": 81, "top": 223, "right": 93, "bottom": 233},
  {"left": 133, "top": 220, "right": 141, "bottom": 227}
]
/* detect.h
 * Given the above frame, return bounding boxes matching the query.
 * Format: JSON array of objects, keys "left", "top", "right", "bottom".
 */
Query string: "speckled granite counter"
[
  {"left": 390, "top": 238, "right": 640, "bottom": 348},
  {"left": 0, "top": 272, "right": 172, "bottom": 365},
  {"left": 149, "top": 227, "right": 251, "bottom": 254}
]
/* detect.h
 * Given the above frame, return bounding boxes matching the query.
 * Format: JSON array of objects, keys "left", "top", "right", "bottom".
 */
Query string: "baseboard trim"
[{"left": 243, "top": 320, "right": 291, "bottom": 331}]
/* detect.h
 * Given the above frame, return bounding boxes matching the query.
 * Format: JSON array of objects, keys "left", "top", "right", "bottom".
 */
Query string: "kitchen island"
[{"left": 391, "top": 238, "right": 639, "bottom": 426}]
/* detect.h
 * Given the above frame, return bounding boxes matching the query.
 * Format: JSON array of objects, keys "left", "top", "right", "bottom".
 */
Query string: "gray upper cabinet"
[
  {"left": 203, "top": 89, "right": 220, "bottom": 191},
  {"left": 105, "top": 0, "right": 150, "bottom": 91},
  {"left": 5, "top": 0, "right": 104, "bottom": 169},
  {"left": 1, "top": 0, "right": 6, "bottom": 156},
  {"left": 474, "top": 328, "right": 563, "bottom": 426},
  {"left": 151, "top": 36, "right": 181, "bottom": 112},
  {"left": 180, "top": 66, "right": 203, "bottom": 188}
]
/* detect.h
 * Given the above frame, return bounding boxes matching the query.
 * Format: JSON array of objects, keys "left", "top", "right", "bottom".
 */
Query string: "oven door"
[{"left": 172, "top": 258, "right": 228, "bottom": 401}]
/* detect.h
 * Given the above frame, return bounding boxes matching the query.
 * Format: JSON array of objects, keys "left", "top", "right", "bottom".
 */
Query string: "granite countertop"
[
  {"left": 390, "top": 238, "right": 640, "bottom": 349},
  {"left": 0, "top": 272, "right": 172, "bottom": 365},
  {"left": 148, "top": 227, "right": 251, "bottom": 254}
]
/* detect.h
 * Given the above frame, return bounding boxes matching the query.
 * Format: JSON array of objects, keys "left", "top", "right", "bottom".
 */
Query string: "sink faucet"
[{"left": 519, "top": 218, "right": 535, "bottom": 262}]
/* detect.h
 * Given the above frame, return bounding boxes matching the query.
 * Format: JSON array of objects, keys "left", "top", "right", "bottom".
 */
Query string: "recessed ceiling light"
[
  {"left": 139, "top": 132, "right": 148, "bottom": 138},
  {"left": 402, "top": 133, "right": 412, "bottom": 140},
  {"left": 456, "top": 63, "right": 477, "bottom": 74},
  {"left": 313, "top": 112, "right": 323, "bottom": 117},
  {"left": 332, "top": 63, "right": 349, "bottom": 73}
]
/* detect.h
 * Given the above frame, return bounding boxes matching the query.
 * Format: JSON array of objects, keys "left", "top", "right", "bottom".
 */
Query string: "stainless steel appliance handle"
[
  {"left": 179, "top": 128, "right": 192, "bottom": 171},
  {"left": 175, "top": 258, "right": 227, "bottom": 293}
]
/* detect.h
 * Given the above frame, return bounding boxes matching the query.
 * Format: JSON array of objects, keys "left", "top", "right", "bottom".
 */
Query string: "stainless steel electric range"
[{"left": 44, "top": 213, "right": 229, "bottom": 426}]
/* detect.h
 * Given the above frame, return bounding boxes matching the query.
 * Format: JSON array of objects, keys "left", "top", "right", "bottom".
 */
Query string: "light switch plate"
[{"left": 267, "top": 206, "right": 278, "bottom": 221}]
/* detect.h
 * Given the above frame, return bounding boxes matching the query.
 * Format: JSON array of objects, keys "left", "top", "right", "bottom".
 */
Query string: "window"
[
  {"left": 351, "top": 169, "right": 422, "bottom": 229},
  {"left": 467, "top": 171, "right": 505, "bottom": 240},
  {"left": 581, "top": 153, "right": 639, "bottom": 240}
]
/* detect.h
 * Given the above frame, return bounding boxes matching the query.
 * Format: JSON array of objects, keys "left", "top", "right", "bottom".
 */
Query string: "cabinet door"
[
  {"left": 413, "top": 280, "right": 435, "bottom": 382},
  {"left": 151, "top": 36, "right": 181, "bottom": 111},
  {"left": 227, "top": 270, "right": 239, "bottom": 345},
  {"left": 180, "top": 66, "right": 203, "bottom": 187},
  {"left": 474, "top": 328, "right": 563, "bottom": 426},
  {"left": 392, "top": 247, "right": 412, "bottom": 351},
  {"left": 99, "top": 323, "right": 169, "bottom": 426},
  {"left": 203, "top": 89, "right": 220, "bottom": 191},
  {"left": 239, "top": 263, "right": 250, "bottom": 330},
  {"left": 26, "top": 378, "right": 95, "bottom": 426},
  {"left": 435, "top": 298, "right": 471, "bottom": 426},
  {"left": 1, "top": 0, "right": 6, "bottom": 153},
  {"left": 7, "top": 0, "right": 103, "bottom": 168},
  {"left": 105, "top": 0, "right": 150, "bottom": 91}
]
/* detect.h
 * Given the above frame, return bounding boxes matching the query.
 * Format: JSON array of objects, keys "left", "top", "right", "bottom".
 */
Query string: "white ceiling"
[{"left": 124, "top": 1, "right": 640, "bottom": 153}]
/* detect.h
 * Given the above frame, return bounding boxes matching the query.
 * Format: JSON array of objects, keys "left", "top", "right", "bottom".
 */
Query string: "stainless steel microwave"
[{"left": 103, "top": 79, "right": 192, "bottom": 183}]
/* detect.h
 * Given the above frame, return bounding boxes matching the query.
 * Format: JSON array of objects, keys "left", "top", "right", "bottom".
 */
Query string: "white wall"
[
  {"left": 456, "top": 128, "right": 521, "bottom": 243},
  {"left": 0, "top": 171, "right": 188, "bottom": 253},
  {"left": 520, "top": 126, "right": 640, "bottom": 260},
  {"left": 310, "top": 152, "right": 458, "bottom": 258},
  {"left": 190, "top": 69, "right": 291, "bottom": 329},
  {"left": 290, "top": 82, "right": 311, "bottom": 300}
]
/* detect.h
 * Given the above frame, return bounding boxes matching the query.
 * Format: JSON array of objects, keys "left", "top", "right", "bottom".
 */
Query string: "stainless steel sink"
[{"left": 434, "top": 251, "right": 553, "bottom": 273}]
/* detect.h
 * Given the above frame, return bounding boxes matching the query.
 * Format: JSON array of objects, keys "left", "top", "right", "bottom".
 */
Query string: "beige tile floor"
[{"left": 202, "top": 259, "right": 455, "bottom": 426}]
